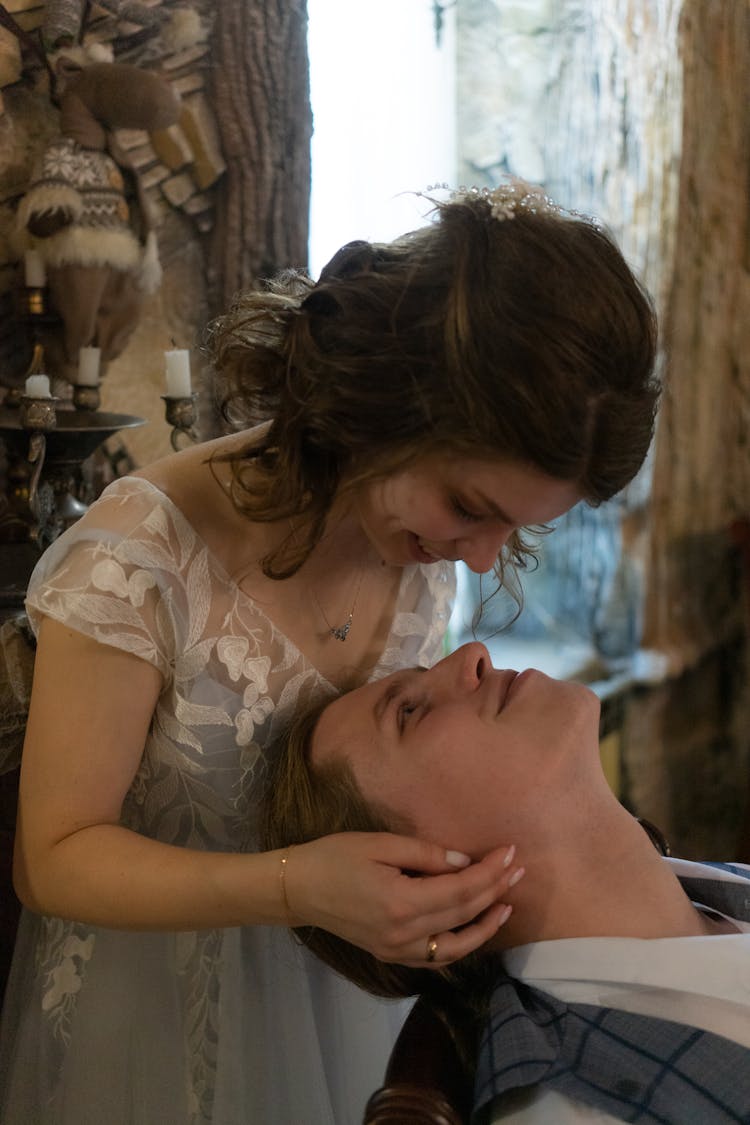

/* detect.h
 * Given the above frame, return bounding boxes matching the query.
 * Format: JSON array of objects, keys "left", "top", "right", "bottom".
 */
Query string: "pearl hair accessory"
[{"left": 424, "top": 177, "right": 599, "bottom": 226}]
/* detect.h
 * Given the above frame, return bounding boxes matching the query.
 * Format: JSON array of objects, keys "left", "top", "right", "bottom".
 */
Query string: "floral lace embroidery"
[
  {"left": 22, "top": 475, "right": 455, "bottom": 1116},
  {"left": 38, "top": 918, "right": 96, "bottom": 1047}
]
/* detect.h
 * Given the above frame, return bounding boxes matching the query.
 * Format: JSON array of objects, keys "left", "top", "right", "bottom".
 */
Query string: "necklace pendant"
[{"left": 330, "top": 615, "right": 353, "bottom": 642}]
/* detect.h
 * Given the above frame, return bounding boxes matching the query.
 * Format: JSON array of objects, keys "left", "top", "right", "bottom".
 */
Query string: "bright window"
[
  {"left": 308, "top": 1, "right": 654, "bottom": 688},
  {"left": 308, "top": 0, "right": 456, "bottom": 277}
]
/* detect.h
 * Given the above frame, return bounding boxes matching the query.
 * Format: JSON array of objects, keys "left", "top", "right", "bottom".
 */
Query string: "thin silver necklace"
[{"left": 312, "top": 564, "right": 366, "bottom": 642}]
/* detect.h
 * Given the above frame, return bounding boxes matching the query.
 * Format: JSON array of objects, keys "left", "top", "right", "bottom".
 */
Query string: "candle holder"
[
  {"left": 16, "top": 285, "right": 48, "bottom": 319},
  {"left": 72, "top": 383, "right": 101, "bottom": 412},
  {"left": 8, "top": 393, "right": 60, "bottom": 550},
  {"left": 15, "top": 284, "right": 59, "bottom": 353},
  {"left": 161, "top": 394, "right": 198, "bottom": 450},
  {"left": 0, "top": 407, "right": 145, "bottom": 606},
  {"left": 19, "top": 393, "right": 58, "bottom": 434},
  {"left": 3, "top": 343, "right": 48, "bottom": 412},
  {"left": 4, "top": 300, "right": 60, "bottom": 412}
]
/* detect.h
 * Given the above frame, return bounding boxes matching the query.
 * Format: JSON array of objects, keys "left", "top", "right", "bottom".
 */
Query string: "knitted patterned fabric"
[{"left": 18, "top": 136, "right": 141, "bottom": 271}]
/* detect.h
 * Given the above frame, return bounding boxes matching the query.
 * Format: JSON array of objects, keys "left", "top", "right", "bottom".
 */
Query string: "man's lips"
[
  {"left": 503, "top": 668, "right": 535, "bottom": 708},
  {"left": 491, "top": 669, "right": 521, "bottom": 714}
]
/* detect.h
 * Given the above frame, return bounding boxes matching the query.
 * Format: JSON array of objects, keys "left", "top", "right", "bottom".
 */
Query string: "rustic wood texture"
[
  {"left": 209, "top": 0, "right": 312, "bottom": 313},
  {"left": 643, "top": 0, "right": 750, "bottom": 662},
  {"left": 456, "top": 0, "right": 750, "bottom": 857}
]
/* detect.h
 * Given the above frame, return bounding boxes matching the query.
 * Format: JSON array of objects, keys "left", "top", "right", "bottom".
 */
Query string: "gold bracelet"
[{"left": 279, "top": 845, "right": 295, "bottom": 925}]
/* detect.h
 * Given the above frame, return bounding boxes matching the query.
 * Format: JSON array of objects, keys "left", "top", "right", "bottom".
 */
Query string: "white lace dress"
[{"left": 0, "top": 476, "right": 454, "bottom": 1125}]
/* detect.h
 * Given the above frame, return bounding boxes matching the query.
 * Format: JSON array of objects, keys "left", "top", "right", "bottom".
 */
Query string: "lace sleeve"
[{"left": 24, "top": 479, "right": 197, "bottom": 684}]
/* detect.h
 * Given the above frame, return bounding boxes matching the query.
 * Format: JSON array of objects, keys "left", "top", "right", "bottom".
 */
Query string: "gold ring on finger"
[{"left": 426, "top": 936, "right": 438, "bottom": 963}]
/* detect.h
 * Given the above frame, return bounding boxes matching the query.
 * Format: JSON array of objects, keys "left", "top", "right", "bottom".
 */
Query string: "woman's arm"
[
  {"left": 15, "top": 618, "right": 516, "bottom": 959},
  {"left": 15, "top": 617, "right": 291, "bottom": 929}
]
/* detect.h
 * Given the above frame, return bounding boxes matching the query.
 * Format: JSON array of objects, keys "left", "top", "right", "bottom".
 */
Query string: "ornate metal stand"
[
  {"left": 17, "top": 393, "right": 59, "bottom": 540},
  {"left": 161, "top": 393, "right": 199, "bottom": 450},
  {"left": 0, "top": 403, "right": 145, "bottom": 608},
  {"left": 1, "top": 277, "right": 196, "bottom": 609},
  {"left": 72, "top": 384, "right": 101, "bottom": 412}
]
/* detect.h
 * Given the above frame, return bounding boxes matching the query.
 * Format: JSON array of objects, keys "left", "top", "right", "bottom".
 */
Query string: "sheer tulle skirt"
[{"left": 0, "top": 910, "right": 409, "bottom": 1124}]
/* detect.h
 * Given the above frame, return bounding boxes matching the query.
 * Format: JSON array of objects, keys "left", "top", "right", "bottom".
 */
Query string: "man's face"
[{"left": 310, "top": 643, "right": 600, "bottom": 858}]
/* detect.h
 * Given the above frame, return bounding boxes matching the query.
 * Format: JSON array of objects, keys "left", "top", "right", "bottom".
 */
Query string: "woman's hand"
[{"left": 282, "top": 832, "right": 523, "bottom": 966}]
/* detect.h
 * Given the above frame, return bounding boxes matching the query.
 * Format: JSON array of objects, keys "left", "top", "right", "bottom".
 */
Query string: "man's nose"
[
  {"left": 457, "top": 525, "right": 513, "bottom": 574},
  {"left": 433, "top": 642, "right": 490, "bottom": 695}
]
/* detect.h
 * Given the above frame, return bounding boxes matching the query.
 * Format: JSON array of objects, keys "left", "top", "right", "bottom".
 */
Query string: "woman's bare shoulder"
[
  {"left": 131, "top": 430, "right": 267, "bottom": 572},
  {"left": 133, "top": 433, "right": 245, "bottom": 514}
]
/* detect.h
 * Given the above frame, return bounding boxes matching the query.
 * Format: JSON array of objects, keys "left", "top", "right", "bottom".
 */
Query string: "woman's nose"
[{"left": 457, "top": 526, "right": 512, "bottom": 574}]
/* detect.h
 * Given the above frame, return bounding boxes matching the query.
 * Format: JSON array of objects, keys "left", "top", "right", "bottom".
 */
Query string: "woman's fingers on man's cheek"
[
  {"left": 450, "top": 900, "right": 515, "bottom": 955},
  {"left": 415, "top": 882, "right": 515, "bottom": 940},
  {"left": 407, "top": 901, "right": 515, "bottom": 968},
  {"left": 506, "top": 865, "right": 525, "bottom": 891},
  {"left": 486, "top": 843, "right": 518, "bottom": 875}
]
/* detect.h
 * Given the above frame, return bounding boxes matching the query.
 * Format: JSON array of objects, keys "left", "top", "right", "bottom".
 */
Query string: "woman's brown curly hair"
[{"left": 207, "top": 194, "right": 659, "bottom": 584}]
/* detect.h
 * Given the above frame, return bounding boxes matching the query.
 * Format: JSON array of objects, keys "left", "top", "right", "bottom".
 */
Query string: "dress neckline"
[{"left": 118, "top": 475, "right": 417, "bottom": 691}]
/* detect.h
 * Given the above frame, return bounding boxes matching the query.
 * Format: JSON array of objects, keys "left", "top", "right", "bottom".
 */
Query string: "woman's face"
[
  {"left": 354, "top": 455, "right": 583, "bottom": 573},
  {"left": 309, "top": 643, "right": 600, "bottom": 857}
]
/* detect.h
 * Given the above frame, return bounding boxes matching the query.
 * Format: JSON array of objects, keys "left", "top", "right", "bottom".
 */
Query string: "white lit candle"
[
  {"left": 164, "top": 349, "right": 192, "bottom": 397},
  {"left": 24, "top": 249, "right": 46, "bottom": 288},
  {"left": 25, "top": 374, "right": 51, "bottom": 398},
  {"left": 77, "top": 346, "right": 101, "bottom": 386}
]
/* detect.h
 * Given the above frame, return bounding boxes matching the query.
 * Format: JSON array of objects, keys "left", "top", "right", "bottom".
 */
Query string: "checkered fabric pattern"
[{"left": 473, "top": 862, "right": 750, "bottom": 1124}]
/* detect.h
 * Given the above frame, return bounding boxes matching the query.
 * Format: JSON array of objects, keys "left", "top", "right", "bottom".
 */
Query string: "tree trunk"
[
  {"left": 209, "top": 0, "right": 312, "bottom": 314},
  {"left": 643, "top": 0, "right": 750, "bottom": 661}
]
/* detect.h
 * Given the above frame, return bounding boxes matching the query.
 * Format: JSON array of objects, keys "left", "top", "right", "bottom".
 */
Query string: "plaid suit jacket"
[{"left": 473, "top": 861, "right": 750, "bottom": 1124}]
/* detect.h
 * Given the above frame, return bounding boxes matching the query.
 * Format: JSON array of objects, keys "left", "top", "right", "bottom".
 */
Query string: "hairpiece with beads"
[{"left": 424, "top": 176, "right": 599, "bottom": 226}]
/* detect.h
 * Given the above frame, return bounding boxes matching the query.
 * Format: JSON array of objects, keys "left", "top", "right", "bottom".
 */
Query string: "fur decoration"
[{"left": 16, "top": 61, "right": 180, "bottom": 382}]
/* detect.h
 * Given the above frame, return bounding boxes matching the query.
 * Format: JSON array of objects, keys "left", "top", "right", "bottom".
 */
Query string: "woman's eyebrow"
[{"left": 372, "top": 667, "right": 427, "bottom": 730}]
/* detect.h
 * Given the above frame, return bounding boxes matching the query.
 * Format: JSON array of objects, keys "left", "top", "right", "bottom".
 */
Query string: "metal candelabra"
[
  {"left": 0, "top": 279, "right": 198, "bottom": 614},
  {"left": 161, "top": 393, "right": 199, "bottom": 450}
]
